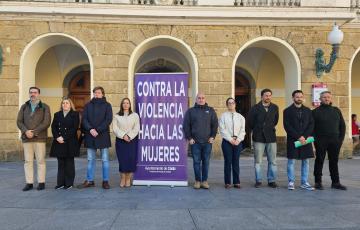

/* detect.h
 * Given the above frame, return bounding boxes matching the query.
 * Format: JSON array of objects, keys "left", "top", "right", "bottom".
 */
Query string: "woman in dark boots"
[{"left": 50, "top": 97, "right": 80, "bottom": 189}]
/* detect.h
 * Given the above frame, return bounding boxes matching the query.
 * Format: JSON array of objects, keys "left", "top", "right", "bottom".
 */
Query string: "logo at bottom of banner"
[{"left": 133, "top": 73, "right": 188, "bottom": 186}]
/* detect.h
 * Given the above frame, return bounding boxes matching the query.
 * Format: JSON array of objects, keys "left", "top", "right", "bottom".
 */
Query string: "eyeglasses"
[
  {"left": 29, "top": 91, "right": 39, "bottom": 94},
  {"left": 227, "top": 101, "right": 235, "bottom": 105}
]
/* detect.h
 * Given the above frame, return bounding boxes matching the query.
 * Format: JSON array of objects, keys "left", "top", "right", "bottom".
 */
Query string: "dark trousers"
[
  {"left": 221, "top": 139, "right": 242, "bottom": 185},
  {"left": 57, "top": 157, "right": 75, "bottom": 186},
  {"left": 314, "top": 136, "right": 341, "bottom": 184}
]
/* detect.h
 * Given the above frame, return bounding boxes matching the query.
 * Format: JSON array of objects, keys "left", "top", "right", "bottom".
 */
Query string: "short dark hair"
[
  {"left": 29, "top": 86, "right": 40, "bottom": 94},
  {"left": 320, "top": 91, "right": 331, "bottom": 97},
  {"left": 352, "top": 114, "right": 357, "bottom": 120},
  {"left": 93, "top": 86, "right": 105, "bottom": 96},
  {"left": 292, "top": 90, "right": 303, "bottom": 97},
  {"left": 261, "top": 88, "right": 272, "bottom": 97},
  {"left": 225, "top": 97, "right": 235, "bottom": 106}
]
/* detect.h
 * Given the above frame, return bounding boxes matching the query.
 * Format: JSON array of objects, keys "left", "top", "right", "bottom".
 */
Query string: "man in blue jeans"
[
  {"left": 283, "top": 90, "right": 314, "bottom": 191},
  {"left": 183, "top": 93, "right": 218, "bottom": 189},
  {"left": 78, "top": 86, "right": 113, "bottom": 189},
  {"left": 247, "top": 88, "right": 279, "bottom": 188}
]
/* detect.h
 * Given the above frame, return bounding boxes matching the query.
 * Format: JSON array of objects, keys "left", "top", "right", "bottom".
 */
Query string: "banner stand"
[{"left": 133, "top": 180, "right": 188, "bottom": 187}]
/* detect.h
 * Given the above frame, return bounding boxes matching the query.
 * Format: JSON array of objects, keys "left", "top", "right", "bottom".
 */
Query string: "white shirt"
[
  {"left": 113, "top": 112, "right": 140, "bottom": 140},
  {"left": 219, "top": 111, "right": 246, "bottom": 142}
]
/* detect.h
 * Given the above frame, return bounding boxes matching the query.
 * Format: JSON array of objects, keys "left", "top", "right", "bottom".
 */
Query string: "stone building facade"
[{"left": 0, "top": 0, "right": 359, "bottom": 160}]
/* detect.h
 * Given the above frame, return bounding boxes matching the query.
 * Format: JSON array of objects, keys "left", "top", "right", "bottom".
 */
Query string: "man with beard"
[
  {"left": 313, "top": 91, "right": 346, "bottom": 190},
  {"left": 283, "top": 90, "right": 314, "bottom": 191},
  {"left": 17, "top": 87, "right": 51, "bottom": 191},
  {"left": 247, "top": 88, "right": 279, "bottom": 188}
]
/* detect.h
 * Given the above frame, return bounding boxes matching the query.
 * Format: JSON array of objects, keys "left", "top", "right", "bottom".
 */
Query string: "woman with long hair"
[
  {"left": 50, "top": 97, "right": 80, "bottom": 189},
  {"left": 113, "top": 98, "right": 140, "bottom": 187}
]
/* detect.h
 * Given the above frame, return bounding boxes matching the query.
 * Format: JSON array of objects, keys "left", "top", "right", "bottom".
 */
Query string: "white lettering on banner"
[
  {"left": 139, "top": 124, "right": 183, "bottom": 140},
  {"left": 136, "top": 81, "right": 186, "bottom": 97},
  {"left": 138, "top": 102, "right": 184, "bottom": 119},
  {"left": 141, "top": 146, "right": 180, "bottom": 162}
]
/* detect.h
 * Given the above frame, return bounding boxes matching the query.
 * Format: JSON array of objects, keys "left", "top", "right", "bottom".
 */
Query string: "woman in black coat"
[{"left": 50, "top": 97, "right": 80, "bottom": 189}]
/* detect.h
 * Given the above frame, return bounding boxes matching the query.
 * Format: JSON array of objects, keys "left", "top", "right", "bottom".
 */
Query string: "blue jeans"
[
  {"left": 287, "top": 159, "right": 309, "bottom": 184},
  {"left": 253, "top": 142, "right": 277, "bottom": 183},
  {"left": 86, "top": 148, "right": 109, "bottom": 182},
  {"left": 221, "top": 139, "right": 242, "bottom": 185},
  {"left": 191, "top": 143, "right": 212, "bottom": 182}
]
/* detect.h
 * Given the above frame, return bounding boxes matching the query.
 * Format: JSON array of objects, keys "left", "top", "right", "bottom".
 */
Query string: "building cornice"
[{"left": 0, "top": 1, "right": 357, "bottom": 26}]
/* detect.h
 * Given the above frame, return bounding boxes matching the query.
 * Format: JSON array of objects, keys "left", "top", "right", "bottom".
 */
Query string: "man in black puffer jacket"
[
  {"left": 312, "top": 91, "right": 346, "bottom": 190},
  {"left": 183, "top": 93, "right": 218, "bottom": 189}
]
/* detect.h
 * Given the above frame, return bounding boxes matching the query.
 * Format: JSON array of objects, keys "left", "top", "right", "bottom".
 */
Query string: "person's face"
[
  {"left": 353, "top": 116, "right": 357, "bottom": 121},
  {"left": 62, "top": 100, "right": 71, "bottom": 112},
  {"left": 29, "top": 89, "right": 40, "bottom": 101},
  {"left": 196, "top": 94, "right": 206, "bottom": 105},
  {"left": 227, "top": 99, "right": 236, "bottom": 111},
  {"left": 320, "top": 92, "right": 332, "bottom": 105},
  {"left": 261, "top": 92, "right": 272, "bottom": 104},
  {"left": 93, "top": 89, "right": 103, "bottom": 99},
  {"left": 293, "top": 92, "right": 304, "bottom": 105},
  {"left": 122, "top": 99, "right": 131, "bottom": 111}
]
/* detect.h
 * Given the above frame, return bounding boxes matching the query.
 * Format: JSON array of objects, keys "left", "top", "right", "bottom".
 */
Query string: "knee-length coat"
[{"left": 283, "top": 104, "right": 314, "bottom": 160}]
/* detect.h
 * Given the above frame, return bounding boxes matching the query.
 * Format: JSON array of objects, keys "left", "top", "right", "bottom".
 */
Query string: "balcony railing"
[{"left": 0, "top": 0, "right": 303, "bottom": 6}]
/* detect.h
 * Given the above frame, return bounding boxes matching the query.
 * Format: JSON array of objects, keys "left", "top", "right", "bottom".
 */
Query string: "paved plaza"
[{"left": 0, "top": 157, "right": 360, "bottom": 230}]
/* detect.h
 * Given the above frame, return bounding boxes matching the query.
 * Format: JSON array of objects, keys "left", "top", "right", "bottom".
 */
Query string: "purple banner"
[{"left": 133, "top": 73, "right": 188, "bottom": 185}]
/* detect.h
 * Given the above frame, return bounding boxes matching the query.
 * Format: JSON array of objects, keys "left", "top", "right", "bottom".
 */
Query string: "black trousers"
[
  {"left": 57, "top": 157, "right": 75, "bottom": 187},
  {"left": 313, "top": 136, "right": 341, "bottom": 184},
  {"left": 221, "top": 139, "right": 243, "bottom": 185}
]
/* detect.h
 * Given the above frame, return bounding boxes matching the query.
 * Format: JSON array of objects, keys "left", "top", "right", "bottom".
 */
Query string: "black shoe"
[
  {"left": 22, "top": 184, "right": 33, "bottom": 191},
  {"left": 315, "top": 182, "right": 324, "bottom": 190},
  {"left": 37, "top": 183, "right": 45, "bottom": 191},
  {"left": 55, "top": 185, "right": 64, "bottom": 190},
  {"left": 254, "top": 181, "right": 262, "bottom": 188},
  {"left": 331, "top": 183, "right": 347, "bottom": 190},
  {"left": 268, "top": 182, "right": 277, "bottom": 188},
  {"left": 64, "top": 185, "right": 73, "bottom": 190}
]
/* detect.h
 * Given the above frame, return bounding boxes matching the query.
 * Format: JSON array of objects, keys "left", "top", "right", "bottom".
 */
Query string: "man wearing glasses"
[
  {"left": 17, "top": 87, "right": 51, "bottom": 191},
  {"left": 183, "top": 93, "right": 218, "bottom": 189}
]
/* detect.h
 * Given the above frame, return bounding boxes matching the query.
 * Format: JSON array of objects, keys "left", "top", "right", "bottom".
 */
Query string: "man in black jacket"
[
  {"left": 247, "top": 88, "right": 279, "bottom": 188},
  {"left": 78, "top": 86, "right": 113, "bottom": 190},
  {"left": 183, "top": 93, "right": 218, "bottom": 189},
  {"left": 283, "top": 90, "right": 314, "bottom": 191},
  {"left": 313, "top": 91, "right": 346, "bottom": 190}
]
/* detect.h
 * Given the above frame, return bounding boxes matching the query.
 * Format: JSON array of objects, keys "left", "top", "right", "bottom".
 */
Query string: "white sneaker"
[
  {"left": 300, "top": 182, "right": 315, "bottom": 191},
  {"left": 288, "top": 182, "right": 295, "bottom": 190}
]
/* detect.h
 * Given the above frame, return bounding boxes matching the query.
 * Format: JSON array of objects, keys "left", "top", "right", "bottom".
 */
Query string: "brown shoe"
[
  {"left": 234, "top": 184, "right": 241, "bottom": 189},
  {"left": 193, "top": 181, "right": 201, "bottom": 189},
  {"left": 201, "top": 181, "right": 210, "bottom": 189},
  {"left": 102, "top": 181, "right": 110, "bottom": 189},
  {"left": 77, "top": 180, "right": 95, "bottom": 189},
  {"left": 224, "top": 184, "right": 232, "bottom": 189}
]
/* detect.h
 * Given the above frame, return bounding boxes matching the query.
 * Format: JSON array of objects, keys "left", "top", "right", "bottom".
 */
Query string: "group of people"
[
  {"left": 17, "top": 86, "right": 140, "bottom": 191},
  {"left": 183, "top": 88, "right": 347, "bottom": 191},
  {"left": 16, "top": 85, "right": 347, "bottom": 192}
]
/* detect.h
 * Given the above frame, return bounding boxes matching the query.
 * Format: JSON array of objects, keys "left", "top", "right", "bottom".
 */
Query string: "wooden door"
[{"left": 68, "top": 71, "right": 90, "bottom": 114}]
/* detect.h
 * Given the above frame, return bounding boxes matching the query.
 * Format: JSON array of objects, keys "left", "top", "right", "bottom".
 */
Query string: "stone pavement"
[{"left": 0, "top": 157, "right": 360, "bottom": 230}]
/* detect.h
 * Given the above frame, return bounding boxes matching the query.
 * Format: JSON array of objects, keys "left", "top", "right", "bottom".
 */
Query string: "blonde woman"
[
  {"left": 50, "top": 97, "right": 80, "bottom": 189},
  {"left": 113, "top": 98, "right": 140, "bottom": 187}
]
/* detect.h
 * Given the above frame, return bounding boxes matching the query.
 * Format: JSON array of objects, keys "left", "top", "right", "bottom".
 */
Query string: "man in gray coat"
[{"left": 17, "top": 87, "right": 51, "bottom": 191}]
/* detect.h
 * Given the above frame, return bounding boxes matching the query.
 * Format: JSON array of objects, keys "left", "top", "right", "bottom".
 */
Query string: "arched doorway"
[
  {"left": 350, "top": 48, "right": 360, "bottom": 155},
  {"left": 232, "top": 37, "right": 301, "bottom": 150},
  {"left": 19, "top": 33, "right": 93, "bottom": 138},
  {"left": 128, "top": 36, "right": 198, "bottom": 105}
]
